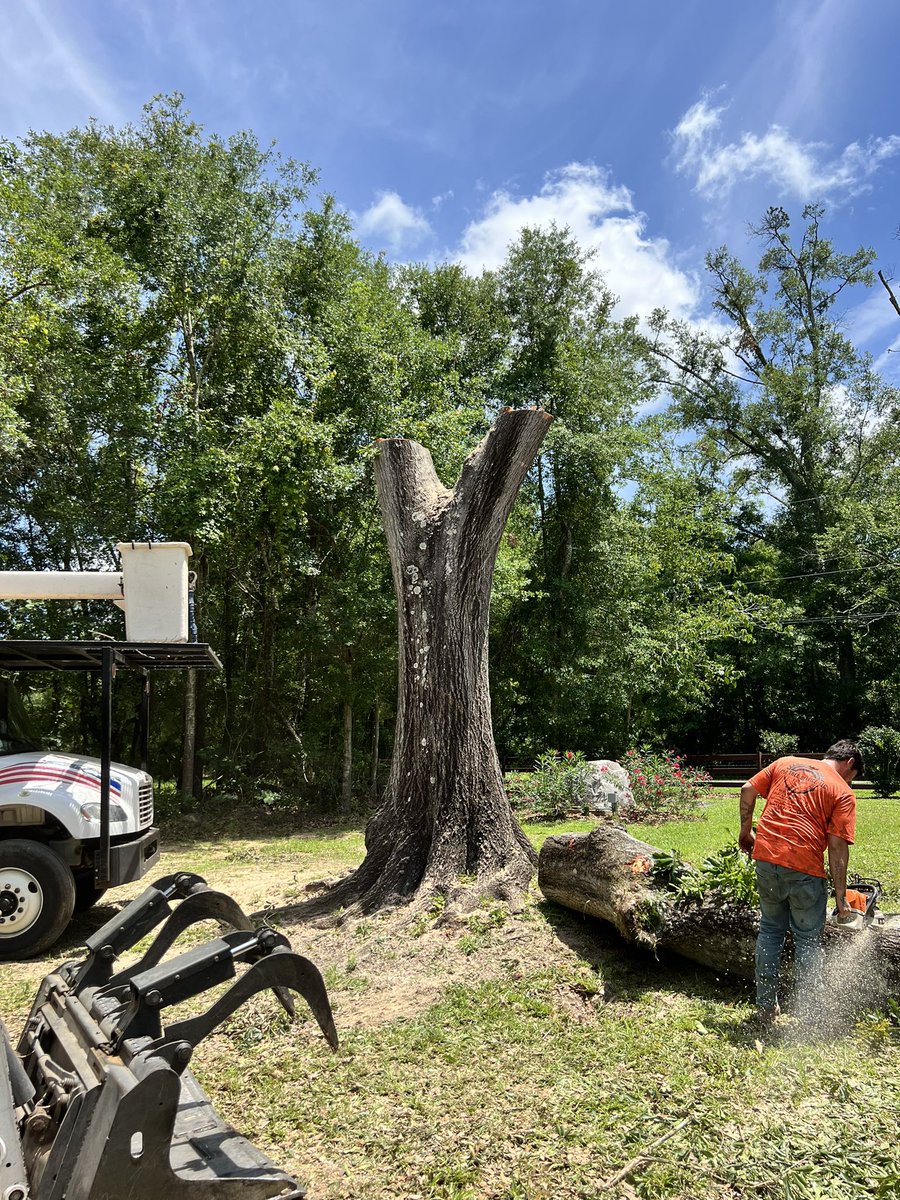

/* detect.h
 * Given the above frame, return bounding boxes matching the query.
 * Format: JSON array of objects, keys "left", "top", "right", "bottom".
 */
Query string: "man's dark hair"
[{"left": 824, "top": 740, "right": 864, "bottom": 775}]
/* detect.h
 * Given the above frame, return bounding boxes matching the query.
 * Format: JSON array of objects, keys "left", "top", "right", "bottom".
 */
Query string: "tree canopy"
[{"left": 2, "top": 102, "right": 898, "bottom": 803}]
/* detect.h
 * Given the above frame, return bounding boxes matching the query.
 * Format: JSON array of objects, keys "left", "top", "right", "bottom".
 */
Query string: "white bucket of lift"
[{"left": 116, "top": 542, "right": 192, "bottom": 642}]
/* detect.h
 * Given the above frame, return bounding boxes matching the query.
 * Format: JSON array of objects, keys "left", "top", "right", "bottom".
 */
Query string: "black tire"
[
  {"left": 73, "top": 871, "right": 110, "bottom": 913},
  {"left": 0, "top": 840, "right": 76, "bottom": 960}
]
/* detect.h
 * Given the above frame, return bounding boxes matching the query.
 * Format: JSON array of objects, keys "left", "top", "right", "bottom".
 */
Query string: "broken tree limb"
[
  {"left": 538, "top": 824, "right": 900, "bottom": 1004},
  {"left": 879, "top": 269, "right": 900, "bottom": 320}
]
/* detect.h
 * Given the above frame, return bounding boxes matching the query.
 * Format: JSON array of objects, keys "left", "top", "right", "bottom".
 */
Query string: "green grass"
[
  {"left": 203, "top": 959, "right": 900, "bottom": 1200},
  {"left": 3, "top": 802, "right": 899, "bottom": 1199},
  {"left": 626, "top": 790, "right": 900, "bottom": 904},
  {"left": 523, "top": 791, "right": 900, "bottom": 903}
]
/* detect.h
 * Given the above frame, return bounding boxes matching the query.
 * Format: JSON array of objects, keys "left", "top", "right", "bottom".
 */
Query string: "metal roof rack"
[{"left": 0, "top": 640, "right": 221, "bottom": 672}]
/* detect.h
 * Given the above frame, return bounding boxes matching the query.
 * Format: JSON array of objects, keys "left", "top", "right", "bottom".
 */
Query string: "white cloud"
[
  {"left": 840, "top": 290, "right": 900, "bottom": 383},
  {"left": 845, "top": 290, "right": 900, "bottom": 347},
  {"left": 672, "top": 96, "right": 900, "bottom": 201},
  {"left": 455, "top": 163, "right": 701, "bottom": 323},
  {"left": 356, "top": 191, "right": 432, "bottom": 254},
  {"left": 0, "top": 0, "right": 126, "bottom": 133},
  {"left": 874, "top": 333, "right": 900, "bottom": 382}
]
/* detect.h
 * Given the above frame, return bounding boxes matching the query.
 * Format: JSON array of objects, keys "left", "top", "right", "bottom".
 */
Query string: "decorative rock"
[{"left": 582, "top": 760, "right": 633, "bottom": 815}]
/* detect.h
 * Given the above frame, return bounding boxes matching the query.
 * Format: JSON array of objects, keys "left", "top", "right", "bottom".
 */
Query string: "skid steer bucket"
[{"left": 1, "top": 872, "right": 337, "bottom": 1200}]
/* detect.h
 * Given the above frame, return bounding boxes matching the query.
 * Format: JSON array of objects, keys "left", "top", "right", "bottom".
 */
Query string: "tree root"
[{"left": 270, "top": 843, "right": 536, "bottom": 927}]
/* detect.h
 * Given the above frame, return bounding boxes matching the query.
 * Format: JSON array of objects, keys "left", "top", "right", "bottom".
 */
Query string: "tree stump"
[
  {"left": 539, "top": 824, "right": 900, "bottom": 1006},
  {"left": 300, "top": 407, "right": 553, "bottom": 919}
]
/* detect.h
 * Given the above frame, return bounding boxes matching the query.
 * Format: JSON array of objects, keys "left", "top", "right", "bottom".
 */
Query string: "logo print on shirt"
[{"left": 785, "top": 764, "right": 824, "bottom": 796}]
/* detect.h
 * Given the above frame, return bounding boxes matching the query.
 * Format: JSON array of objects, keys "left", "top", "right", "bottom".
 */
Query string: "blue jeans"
[{"left": 754, "top": 860, "right": 827, "bottom": 1017}]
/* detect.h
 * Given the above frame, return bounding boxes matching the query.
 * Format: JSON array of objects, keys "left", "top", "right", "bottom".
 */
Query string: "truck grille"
[{"left": 138, "top": 780, "right": 154, "bottom": 827}]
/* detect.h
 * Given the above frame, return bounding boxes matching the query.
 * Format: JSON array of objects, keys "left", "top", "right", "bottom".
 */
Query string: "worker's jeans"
[{"left": 754, "top": 860, "right": 827, "bottom": 1018}]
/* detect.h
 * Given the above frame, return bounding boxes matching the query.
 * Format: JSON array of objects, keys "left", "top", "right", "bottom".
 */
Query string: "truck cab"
[
  {"left": 0, "top": 672, "right": 159, "bottom": 958},
  {"left": 0, "top": 639, "right": 219, "bottom": 960},
  {"left": 0, "top": 544, "right": 218, "bottom": 959}
]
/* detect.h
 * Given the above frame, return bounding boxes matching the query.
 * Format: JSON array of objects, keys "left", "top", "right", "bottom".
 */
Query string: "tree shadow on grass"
[{"left": 538, "top": 897, "right": 753, "bottom": 1009}]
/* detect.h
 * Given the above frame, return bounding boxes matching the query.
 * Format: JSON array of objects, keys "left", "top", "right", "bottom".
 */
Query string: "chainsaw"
[{"left": 831, "top": 873, "right": 900, "bottom": 930}]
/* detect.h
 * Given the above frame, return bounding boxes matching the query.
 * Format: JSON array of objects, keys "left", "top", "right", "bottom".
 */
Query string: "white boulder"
[{"left": 583, "top": 760, "right": 633, "bottom": 815}]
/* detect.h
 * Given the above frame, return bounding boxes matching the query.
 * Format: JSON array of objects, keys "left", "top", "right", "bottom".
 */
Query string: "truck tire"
[
  {"left": 73, "top": 871, "right": 110, "bottom": 913},
  {"left": 0, "top": 840, "right": 76, "bottom": 960}
]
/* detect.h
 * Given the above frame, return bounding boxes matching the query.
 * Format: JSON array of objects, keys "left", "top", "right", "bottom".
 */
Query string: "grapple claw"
[{"left": 2, "top": 881, "right": 337, "bottom": 1199}]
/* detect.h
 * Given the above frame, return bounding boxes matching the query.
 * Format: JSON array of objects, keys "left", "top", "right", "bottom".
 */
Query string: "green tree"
[
  {"left": 653, "top": 205, "right": 900, "bottom": 742},
  {"left": 490, "top": 230, "right": 635, "bottom": 747},
  {"left": 0, "top": 98, "right": 503, "bottom": 798}
]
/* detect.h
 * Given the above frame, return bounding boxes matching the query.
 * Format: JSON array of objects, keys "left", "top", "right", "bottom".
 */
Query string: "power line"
[
  {"left": 742, "top": 562, "right": 899, "bottom": 586},
  {"left": 778, "top": 610, "right": 900, "bottom": 626}
]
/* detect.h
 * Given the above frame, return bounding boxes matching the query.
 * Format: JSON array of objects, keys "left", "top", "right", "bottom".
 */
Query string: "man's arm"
[
  {"left": 828, "top": 835, "right": 852, "bottom": 917},
  {"left": 739, "top": 782, "right": 759, "bottom": 855}
]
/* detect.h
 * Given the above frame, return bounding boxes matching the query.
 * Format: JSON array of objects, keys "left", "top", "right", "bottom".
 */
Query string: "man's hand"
[
  {"left": 738, "top": 826, "right": 755, "bottom": 856},
  {"left": 835, "top": 894, "right": 853, "bottom": 919}
]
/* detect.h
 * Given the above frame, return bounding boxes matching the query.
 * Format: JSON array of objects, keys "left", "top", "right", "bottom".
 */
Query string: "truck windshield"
[{"left": 0, "top": 678, "right": 39, "bottom": 754}]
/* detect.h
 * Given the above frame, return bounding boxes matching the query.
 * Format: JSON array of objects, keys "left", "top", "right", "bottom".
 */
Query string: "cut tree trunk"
[
  {"left": 299, "top": 407, "right": 552, "bottom": 918},
  {"left": 539, "top": 824, "right": 900, "bottom": 1005},
  {"left": 341, "top": 700, "right": 353, "bottom": 813}
]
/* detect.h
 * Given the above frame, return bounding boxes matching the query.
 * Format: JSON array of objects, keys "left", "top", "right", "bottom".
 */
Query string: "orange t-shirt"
[{"left": 748, "top": 757, "right": 856, "bottom": 879}]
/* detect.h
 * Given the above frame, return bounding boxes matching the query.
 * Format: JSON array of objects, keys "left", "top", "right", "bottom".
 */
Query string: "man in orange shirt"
[{"left": 739, "top": 739, "right": 863, "bottom": 1025}]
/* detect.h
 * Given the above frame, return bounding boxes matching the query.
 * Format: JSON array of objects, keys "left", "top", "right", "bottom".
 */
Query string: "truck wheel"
[
  {"left": 73, "top": 871, "right": 110, "bottom": 913},
  {"left": 0, "top": 840, "right": 76, "bottom": 960}
]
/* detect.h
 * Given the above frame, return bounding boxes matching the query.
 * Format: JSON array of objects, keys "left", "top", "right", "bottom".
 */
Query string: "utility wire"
[
  {"left": 741, "top": 562, "right": 899, "bottom": 586},
  {"left": 774, "top": 610, "right": 900, "bottom": 626}
]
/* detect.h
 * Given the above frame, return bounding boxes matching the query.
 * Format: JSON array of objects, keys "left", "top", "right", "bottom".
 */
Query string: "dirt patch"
[
  {"left": 273, "top": 884, "right": 615, "bottom": 1030},
  {"left": 133, "top": 851, "right": 625, "bottom": 1030},
  {"left": 0, "top": 849, "right": 625, "bottom": 1036}
]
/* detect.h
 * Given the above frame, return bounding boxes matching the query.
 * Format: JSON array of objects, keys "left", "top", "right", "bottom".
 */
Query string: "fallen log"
[{"left": 538, "top": 824, "right": 900, "bottom": 1005}]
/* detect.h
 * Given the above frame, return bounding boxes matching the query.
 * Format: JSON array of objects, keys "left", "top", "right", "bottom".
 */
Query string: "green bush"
[
  {"left": 858, "top": 726, "right": 900, "bottom": 797},
  {"left": 621, "top": 748, "right": 711, "bottom": 823},
  {"left": 505, "top": 751, "right": 590, "bottom": 819},
  {"left": 759, "top": 730, "right": 799, "bottom": 759}
]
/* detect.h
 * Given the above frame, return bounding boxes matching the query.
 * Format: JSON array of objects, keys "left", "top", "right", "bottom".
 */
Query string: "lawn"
[
  {"left": 2, "top": 797, "right": 899, "bottom": 1199},
  {"left": 525, "top": 789, "right": 900, "bottom": 903},
  {"left": 624, "top": 789, "right": 900, "bottom": 905}
]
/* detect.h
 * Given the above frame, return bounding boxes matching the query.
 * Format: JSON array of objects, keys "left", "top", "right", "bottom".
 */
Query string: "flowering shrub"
[
  {"left": 504, "top": 751, "right": 590, "bottom": 819},
  {"left": 621, "top": 748, "right": 711, "bottom": 823}
]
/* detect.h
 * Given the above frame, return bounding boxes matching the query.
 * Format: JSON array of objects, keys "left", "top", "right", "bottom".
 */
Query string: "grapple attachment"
[{"left": 1, "top": 872, "right": 337, "bottom": 1200}]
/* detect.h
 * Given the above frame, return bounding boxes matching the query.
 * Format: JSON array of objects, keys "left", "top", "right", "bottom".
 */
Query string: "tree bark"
[
  {"left": 539, "top": 824, "right": 900, "bottom": 1005},
  {"left": 341, "top": 700, "right": 353, "bottom": 812},
  {"left": 369, "top": 696, "right": 381, "bottom": 796},
  {"left": 300, "top": 407, "right": 553, "bottom": 917},
  {"left": 192, "top": 668, "right": 206, "bottom": 802},
  {"left": 180, "top": 668, "right": 197, "bottom": 798}
]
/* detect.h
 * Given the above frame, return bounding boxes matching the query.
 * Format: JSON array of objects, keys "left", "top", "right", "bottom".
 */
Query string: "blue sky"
[{"left": 2, "top": 0, "right": 898, "bottom": 375}]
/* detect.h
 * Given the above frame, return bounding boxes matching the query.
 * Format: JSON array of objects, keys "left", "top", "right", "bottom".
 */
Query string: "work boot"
[{"left": 751, "top": 1001, "right": 780, "bottom": 1029}]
